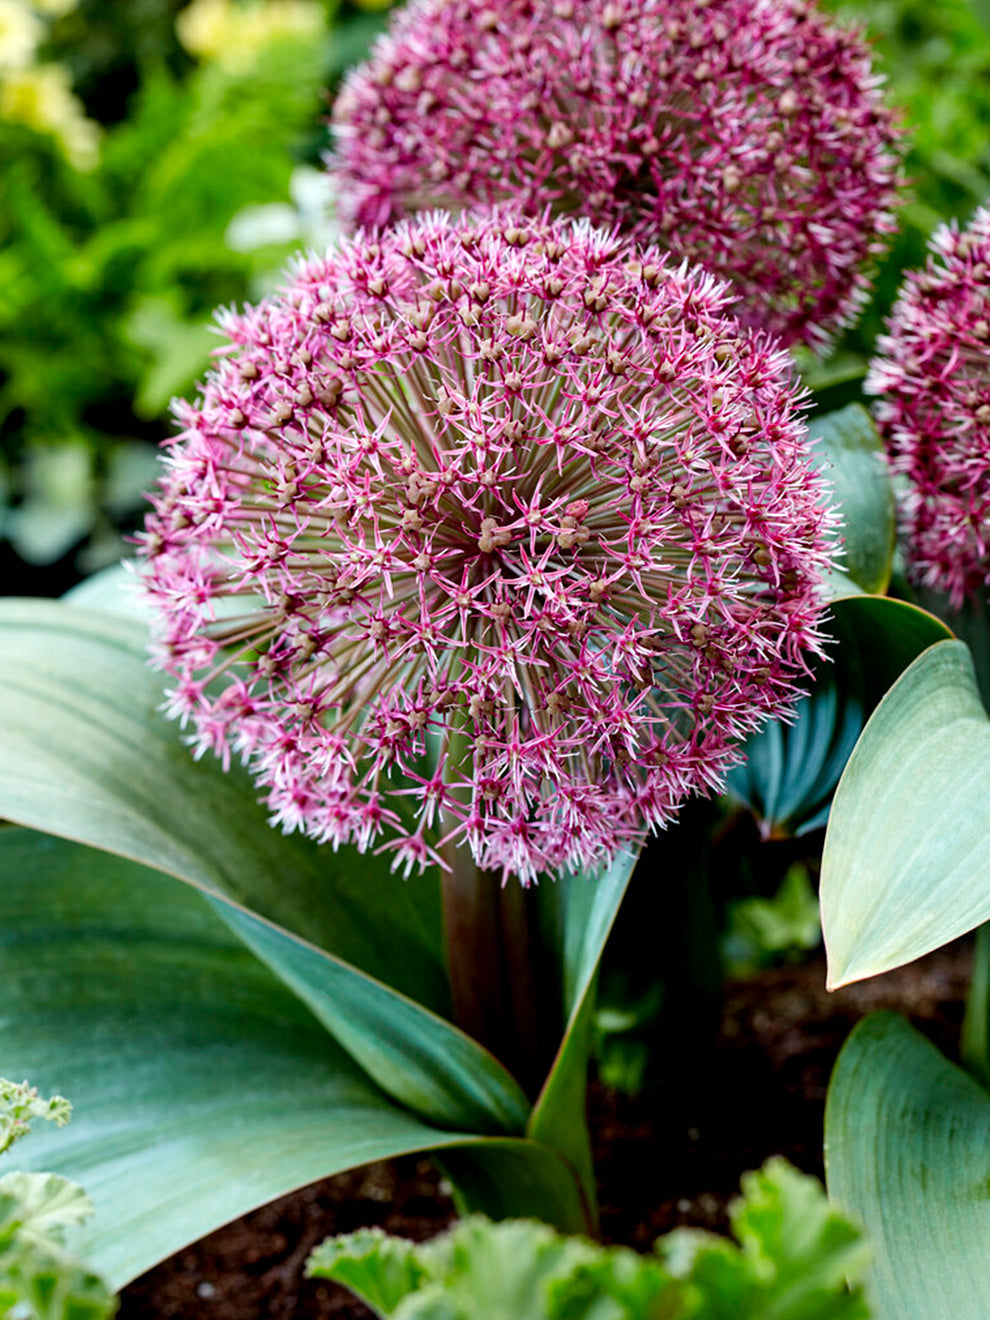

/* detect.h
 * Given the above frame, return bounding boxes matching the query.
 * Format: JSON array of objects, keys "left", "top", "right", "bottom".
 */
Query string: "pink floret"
[
  {"left": 867, "top": 204, "right": 990, "bottom": 608},
  {"left": 141, "top": 210, "right": 833, "bottom": 884},
  {"left": 329, "top": 0, "right": 903, "bottom": 352}
]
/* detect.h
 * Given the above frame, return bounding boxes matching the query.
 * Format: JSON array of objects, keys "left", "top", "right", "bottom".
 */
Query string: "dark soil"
[{"left": 117, "top": 940, "right": 971, "bottom": 1318}]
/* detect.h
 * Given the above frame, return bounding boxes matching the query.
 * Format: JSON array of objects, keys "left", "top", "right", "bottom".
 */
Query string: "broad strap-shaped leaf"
[
  {"left": 525, "top": 851, "right": 636, "bottom": 1218},
  {"left": 961, "top": 923, "right": 990, "bottom": 1089},
  {"left": 0, "top": 601, "right": 536, "bottom": 1133},
  {"left": 826, "top": 594, "right": 954, "bottom": 715},
  {"left": 62, "top": 563, "right": 151, "bottom": 621},
  {"left": 0, "top": 598, "right": 446, "bottom": 1011},
  {"left": 821, "top": 639, "right": 990, "bottom": 987},
  {"left": 0, "top": 829, "right": 589, "bottom": 1286},
  {"left": 808, "top": 404, "right": 896, "bottom": 597},
  {"left": 211, "top": 899, "right": 530, "bottom": 1133},
  {"left": 826, "top": 1012, "right": 990, "bottom": 1320}
]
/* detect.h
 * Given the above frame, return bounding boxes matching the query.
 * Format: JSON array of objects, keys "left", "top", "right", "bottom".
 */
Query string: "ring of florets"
[{"left": 142, "top": 210, "right": 831, "bottom": 881}]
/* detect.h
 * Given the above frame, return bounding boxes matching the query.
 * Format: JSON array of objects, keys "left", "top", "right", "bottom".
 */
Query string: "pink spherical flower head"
[
  {"left": 867, "top": 205, "right": 990, "bottom": 608},
  {"left": 141, "top": 210, "right": 833, "bottom": 884},
  {"left": 329, "top": 0, "right": 903, "bottom": 353}
]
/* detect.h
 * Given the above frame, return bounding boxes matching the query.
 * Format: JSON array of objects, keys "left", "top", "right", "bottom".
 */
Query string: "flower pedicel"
[
  {"left": 329, "top": 0, "right": 902, "bottom": 352},
  {"left": 141, "top": 211, "right": 833, "bottom": 884}
]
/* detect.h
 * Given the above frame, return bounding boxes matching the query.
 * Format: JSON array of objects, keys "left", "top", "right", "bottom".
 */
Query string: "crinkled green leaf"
[
  {"left": 310, "top": 1162, "right": 868, "bottom": 1320},
  {"left": 662, "top": 1157, "right": 870, "bottom": 1320},
  {"left": 309, "top": 1217, "right": 612, "bottom": 1320},
  {"left": 0, "top": 1082, "right": 71, "bottom": 1158},
  {"left": 0, "top": 1174, "right": 93, "bottom": 1239},
  {"left": 0, "top": 1176, "right": 116, "bottom": 1320},
  {"left": 723, "top": 865, "right": 821, "bottom": 975},
  {"left": 305, "top": 1228, "right": 428, "bottom": 1317},
  {"left": 826, "top": 1012, "right": 990, "bottom": 1320}
]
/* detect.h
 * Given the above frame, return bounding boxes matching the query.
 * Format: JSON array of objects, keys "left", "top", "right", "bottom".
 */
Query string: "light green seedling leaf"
[
  {"left": 723, "top": 865, "right": 821, "bottom": 975},
  {"left": 820, "top": 639, "right": 990, "bottom": 987},
  {"left": 662, "top": 1157, "right": 870, "bottom": 1320},
  {"left": 808, "top": 404, "right": 896, "bottom": 597},
  {"left": 0, "top": 1081, "right": 71, "bottom": 1157},
  {"left": 0, "top": 1172, "right": 117, "bottom": 1320},
  {"left": 309, "top": 1217, "right": 636, "bottom": 1320},
  {"left": 310, "top": 1161, "right": 868, "bottom": 1320},
  {"left": 306, "top": 1228, "right": 428, "bottom": 1317},
  {"left": 0, "top": 1173, "right": 94, "bottom": 1238},
  {"left": 826, "top": 1012, "right": 990, "bottom": 1320}
]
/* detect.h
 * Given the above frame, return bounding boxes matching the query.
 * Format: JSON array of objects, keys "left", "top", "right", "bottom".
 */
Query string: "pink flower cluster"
[
  {"left": 329, "top": 0, "right": 902, "bottom": 352},
  {"left": 867, "top": 205, "right": 990, "bottom": 608},
  {"left": 141, "top": 211, "right": 832, "bottom": 883}
]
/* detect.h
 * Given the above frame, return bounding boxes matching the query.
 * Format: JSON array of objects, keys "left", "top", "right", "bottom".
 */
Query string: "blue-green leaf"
[
  {"left": 826, "top": 1012, "right": 990, "bottom": 1320},
  {"left": 821, "top": 639, "right": 990, "bottom": 987},
  {"left": 0, "top": 829, "right": 588, "bottom": 1284}
]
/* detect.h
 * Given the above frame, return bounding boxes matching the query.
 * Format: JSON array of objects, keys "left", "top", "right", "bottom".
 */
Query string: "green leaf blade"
[
  {"left": 0, "top": 828, "right": 461, "bottom": 1288},
  {"left": 821, "top": 639, "right": 990, "bottom": 987},
  {"left": 826, "top": 1012, "right": 990, "bottom": 1320},
  {"left": 525, "top": 850, "right": 638, "bottom": 1223},
  {"left": 808, "top": 404, "right": 896, "bottom": 597},
  {"left": 306, "top": 1227, "right": 425, "bottom": 1317},
  {"left": 209, "top": 898, "right": 531, "bottom": 1135},
  {"left": 0, "top": 598, "right": 448, "bottom": 1012}
]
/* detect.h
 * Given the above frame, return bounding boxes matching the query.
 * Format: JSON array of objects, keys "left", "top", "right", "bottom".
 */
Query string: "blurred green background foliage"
[
  {"left": 0, "top": 0, "right": 392, "bottom": 584},
  {"left": 0, "top": 0, "right": 987, "bottom": 584}
]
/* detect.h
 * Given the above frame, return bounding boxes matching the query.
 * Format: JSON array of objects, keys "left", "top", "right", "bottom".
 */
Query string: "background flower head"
[
  {"left": 142, "top": 210, "right": 833, "bottom": 883},
  {"left": 867, "top": 204, "right": 990, "bottom": 608},
  {"left": 329, "top": 0, "right": 903, "bottom": 353}
]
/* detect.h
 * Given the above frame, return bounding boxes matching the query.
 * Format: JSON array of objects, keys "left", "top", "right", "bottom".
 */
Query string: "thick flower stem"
[
  {"left": 441, "top": 832, "right": 558, "bottom": 1098},
  {"left": 440, "top": 842, "right": 505, "bottom": 1062}
]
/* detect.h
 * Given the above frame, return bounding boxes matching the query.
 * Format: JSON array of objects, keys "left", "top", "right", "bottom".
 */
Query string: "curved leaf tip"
[{"left": 822, "top": 639, "right": 990, "bottom": 989}]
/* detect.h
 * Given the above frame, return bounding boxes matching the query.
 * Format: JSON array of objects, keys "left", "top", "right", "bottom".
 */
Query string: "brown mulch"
[{"left": 117, "top": 940, "right": 972, "bottom": 1318}]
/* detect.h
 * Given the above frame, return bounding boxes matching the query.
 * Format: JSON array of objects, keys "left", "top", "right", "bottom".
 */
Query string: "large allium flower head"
[
  {"left": 141, "top": 210, "right": 833, "bottom": 883},
  {"left": 328, "top": 0, "right": 903, "bottom": 352},
  {"left": 867, "top": 205, "right": 990, "bottom": 608}
]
